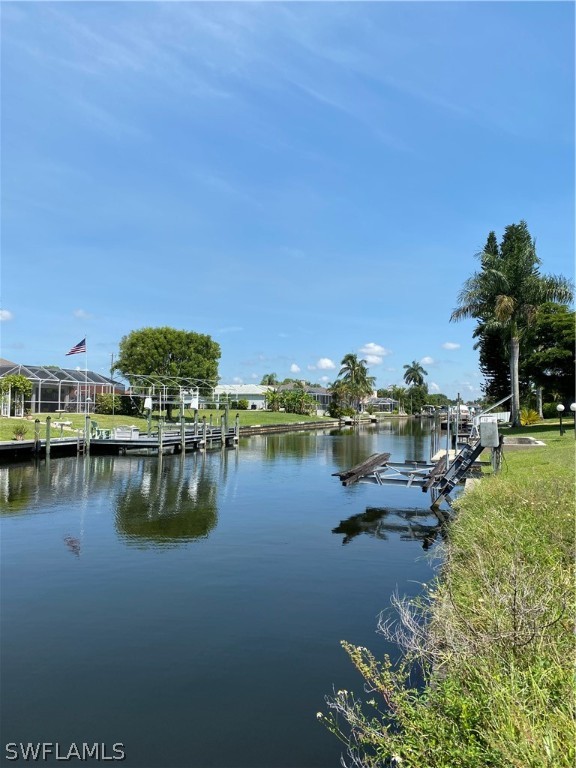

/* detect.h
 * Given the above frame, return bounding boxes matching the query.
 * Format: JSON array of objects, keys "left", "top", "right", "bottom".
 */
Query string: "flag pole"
[{"left": 85, "top": 335, "right": 88, "bottom": 415}]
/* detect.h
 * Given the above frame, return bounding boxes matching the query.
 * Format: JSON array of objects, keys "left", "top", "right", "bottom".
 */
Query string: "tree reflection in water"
[
  {"left": 332, "top": 506, "right": 442, "bottom": 549},
  {"left": 115, "top": 452, "right": 221, "bottom": 546}
]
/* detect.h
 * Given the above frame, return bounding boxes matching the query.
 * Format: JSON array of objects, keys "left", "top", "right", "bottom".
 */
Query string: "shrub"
[
  {"left": 237, "top": 399, "right": 249, "bottom": 410},
  {"left": 520, "top": 408, "right": 540, "bottom": 426},
  {"left": 95, "top": 394, "right": 122, "bottom": 415},
  {"left": 12, "top": 423, "right": 28, "bottom": 440},
  {"left": 542, "top": 402, "right": 561, "bottom": 419}
]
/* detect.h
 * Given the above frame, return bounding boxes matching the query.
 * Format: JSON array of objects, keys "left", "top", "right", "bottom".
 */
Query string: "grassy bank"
[
  {"left": 0, "top": 409, "right": 336, "bottom": 442},
  {"left": 324, "top": 426, "right": 575, "bottom": 767}
]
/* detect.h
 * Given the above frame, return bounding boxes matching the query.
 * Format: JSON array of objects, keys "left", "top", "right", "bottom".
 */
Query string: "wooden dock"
[
  {"left": 0, "top": 425, "right": 238, "bottom": 462},
  {"left": 0, "top": 417, "right": 342, "bottom": 463}
]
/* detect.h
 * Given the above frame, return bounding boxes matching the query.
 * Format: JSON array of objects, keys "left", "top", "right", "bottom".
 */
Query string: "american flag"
[{"left": 66, "top": 338, "right": 86, "bottom": 356}]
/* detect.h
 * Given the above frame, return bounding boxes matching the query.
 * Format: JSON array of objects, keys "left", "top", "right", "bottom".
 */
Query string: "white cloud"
[
  {"left": 421, "top": 356, "right": 434, "bottom": 365},
  {"left": 217, "top": 326, "right": 243, "bottom": 334},
  {"left": 290, "top": 363, "right": 301, "bottom": 373},
  {"left": 442, "top": 342, "right": 461, "bottom": 350},
  {"left": 250, "top": 372, "right": 258, "bottom": 379},
  {"left": 73, "top": 308, "right": 92, "bottom": 319},
  {"left": 316, "top": 357, "right": 336, "bottom": 370},
  {"left": 319, "top": 375, "right": 330, "bottom": 384},
  {"left": 0, "top": 309, "right": 13, "bottom": 321},
  {"left": 233, "top": 376, "right": 243, "bottom": 384},
  {"left": 359, "top": 342, "right": 390, "bottom": 357},
  {"left": 429, "top": 381, "right": 440, "bottom": 392},
  {"left": 358, "top": 342, "right": 391, "bottom": 366}
]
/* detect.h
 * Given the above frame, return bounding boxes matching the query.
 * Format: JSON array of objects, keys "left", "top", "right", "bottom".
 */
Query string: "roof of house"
[
  {"left": 277, "top": 383, "right": 330, "bottom": 394},
  {"left": 0, "top": 363, "right": 122, "bottom": 388},
  {"left": 214, "top": 384, "right": 272, "bottom": 396}
]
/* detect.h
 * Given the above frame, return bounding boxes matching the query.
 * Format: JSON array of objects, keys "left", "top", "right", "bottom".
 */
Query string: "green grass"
[{"left": 0, "top": 409, "right": 337, "bottom": 441}]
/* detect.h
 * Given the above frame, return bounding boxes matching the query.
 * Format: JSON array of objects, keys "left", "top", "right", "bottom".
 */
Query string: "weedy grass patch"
[{"left": 323, "top": 428, "right": 575, "bottom": 768}]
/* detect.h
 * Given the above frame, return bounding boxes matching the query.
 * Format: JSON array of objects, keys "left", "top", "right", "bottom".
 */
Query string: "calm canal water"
[{"left": 1, "top": 420, "right": 440, "bottom": 768}]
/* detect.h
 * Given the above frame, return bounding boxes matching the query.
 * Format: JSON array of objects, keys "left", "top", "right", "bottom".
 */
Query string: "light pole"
[
  {"left": 570, "top": 403, "right": 576, "bottom": 438},
  {"left": 557, "top": 403, "right": 565, "bottom": 436}
]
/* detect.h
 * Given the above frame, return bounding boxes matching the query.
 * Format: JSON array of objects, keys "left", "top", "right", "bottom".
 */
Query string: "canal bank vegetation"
[{"left": 322, "top": 426, "right": 575, "bottom": 768}]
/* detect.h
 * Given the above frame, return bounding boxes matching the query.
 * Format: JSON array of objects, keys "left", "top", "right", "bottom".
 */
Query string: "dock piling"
[
  {"left": 45, "top": 416, "right": 51, "bottom": 458},
  {"left": 34, "top": 419, "right": 41, "bottom": 456},
  {"left": 180, "top": 412, "right": 186, "bottom": 455}
]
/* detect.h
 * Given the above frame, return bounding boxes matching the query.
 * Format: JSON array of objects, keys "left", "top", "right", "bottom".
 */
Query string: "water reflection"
[
  {"left": 114, "top": 453, "right": 219, "bottom": 546},
  {"left": 332, "top": 506, "right": 441, "bottom": 549},
  {"left": 252, "top": 430, "right": 333, "bottom": 462},
  {"left": 329, "top": 419, "right": 432, "bottom": 477},
  {"left": 0, "top": 464, "right": 36, "bottom": 513},
  {"left": 63, "top": 535, "right": 81, "bottom": 557},
  {"left": 1, "top": 453, "right": 223, "bottom": 547}
]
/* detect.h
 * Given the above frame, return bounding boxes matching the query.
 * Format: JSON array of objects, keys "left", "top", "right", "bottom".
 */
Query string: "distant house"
[
  {"left": 209, "top": 384, "right": 273, "bottom": 410},
  {"left": 0, "top": 362, "right": 123, "bottom": 415},
  {"left": 363, "top": 396, "right": 397, "bottom": 413},
  {"left": 277, "top": 383, "right": 332, "bottom": 414}
]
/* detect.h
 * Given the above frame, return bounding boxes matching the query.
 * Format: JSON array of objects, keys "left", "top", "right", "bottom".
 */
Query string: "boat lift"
[{"left": 333, "top": 420, "right": 501, "bottom": 515}]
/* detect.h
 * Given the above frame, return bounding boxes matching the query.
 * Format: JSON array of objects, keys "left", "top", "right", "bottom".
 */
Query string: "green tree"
[
  {"left": 113, "top": 327, "right": 220, "bottom": 418},
  {"left": 265, "top": 389, "right": 281, "bottom": 412},
  {"left": 403, "top": 361, "right": 428, "bottom": 387},
  {"left": 451, "top": 221, "right": 573, "bottom": 426},
  {"left": 474, "top": 232, "right": 511, "bottom": 402},
  {"left": 260, "top": 373, "right": 278, "bottom": 385},
  {"left": 338, "top": 353, "right": 376, "bottom": 411},
  {"left": 408, "top": 383, "right": 429, "bottom": 414},
  {"left": 522, "top": 303, "right": 575, "bottom": 405},
  {"left": 0, "top": 374, "right": 33, "bottom": 415},
  {"left": 328, "top": 379, "right": 355, "bottom": 418}
]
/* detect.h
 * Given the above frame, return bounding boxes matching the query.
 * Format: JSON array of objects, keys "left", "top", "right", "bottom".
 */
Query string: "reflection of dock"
[{"left": 332, "top": 507, "right": 442, "bottom": 549}]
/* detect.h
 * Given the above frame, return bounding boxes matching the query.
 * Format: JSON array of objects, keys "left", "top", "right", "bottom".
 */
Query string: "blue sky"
[{"left": 1, "top": 1, "right": 574, "bottom": 399}]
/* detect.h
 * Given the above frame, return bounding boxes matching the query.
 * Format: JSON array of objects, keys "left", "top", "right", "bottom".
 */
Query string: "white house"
[{"left": 209, "top": 384, "right": 273, "bottom": 410}]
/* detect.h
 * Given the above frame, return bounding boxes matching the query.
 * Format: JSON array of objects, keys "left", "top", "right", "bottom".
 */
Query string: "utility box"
[{"left": 479, "top": 421, "right": 499, "bottom": 448}]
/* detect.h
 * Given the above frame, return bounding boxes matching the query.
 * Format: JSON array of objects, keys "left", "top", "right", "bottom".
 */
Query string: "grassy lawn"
[
  {"left": 501, "top": 422, "right": 575, "bottom": 480},
  {"left": 0, "top": 409, "right": 337, "bottom": 441}
]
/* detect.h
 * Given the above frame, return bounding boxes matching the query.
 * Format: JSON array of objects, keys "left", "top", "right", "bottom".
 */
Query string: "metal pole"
[{"left": 111, "top": 353, "right": 115, "bottom": 422}]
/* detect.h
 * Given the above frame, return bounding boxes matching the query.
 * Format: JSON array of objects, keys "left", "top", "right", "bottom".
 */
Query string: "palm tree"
[
  {"left": 451, "top": 222, "right": 573, "bottom": 426},
  {"left": 338, "top": 353, "right": 376, "bottom": 411},
  {"left": 390, "top": 385, "right": 408, "bottom": 414},
  {"left": 260, "top": 373, "right": 278, "bottom": 386},
  {"left": 403, "top": 361, "right": 428, "bottom": 387}
]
